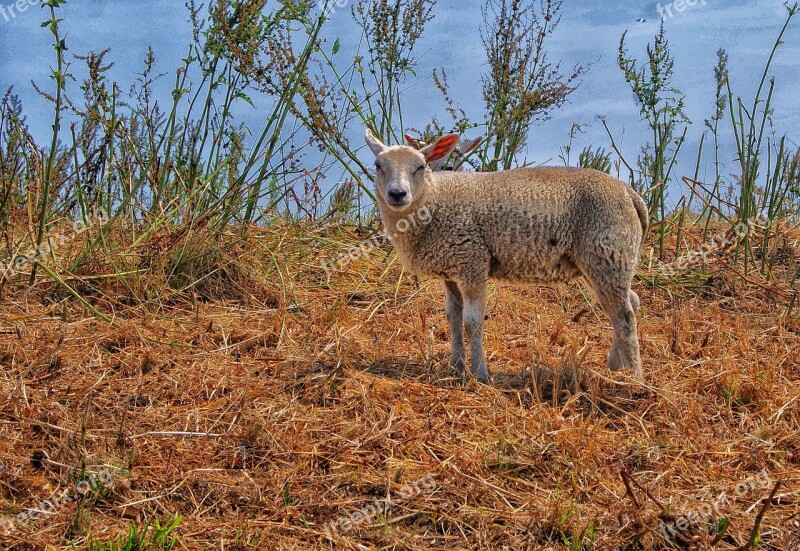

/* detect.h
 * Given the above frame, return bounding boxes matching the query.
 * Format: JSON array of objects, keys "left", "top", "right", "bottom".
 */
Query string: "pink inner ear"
[
  {"left": 427, "top": 135, "right": 459, "bottom": 163},
  {"left": 405, "top": 134, "right": 416, "bottom": 146}
]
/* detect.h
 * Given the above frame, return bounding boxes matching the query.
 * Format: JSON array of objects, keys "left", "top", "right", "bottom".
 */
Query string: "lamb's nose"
[{"left": 388, "top": 189, "right": 408, "bottom": 202}]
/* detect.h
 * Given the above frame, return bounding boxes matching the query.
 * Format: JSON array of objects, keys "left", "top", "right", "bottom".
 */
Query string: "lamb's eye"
[
  {"left": 375, "top": 162, "right": 384, "bottom": 173},
  {"left": 413, "top": 165, "right": 425, "bottom": 174}
]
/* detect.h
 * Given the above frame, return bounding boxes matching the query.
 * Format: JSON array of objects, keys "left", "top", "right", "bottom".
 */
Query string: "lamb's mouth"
[{"left": 385, "top": 197, "right": 412, "bottom": 210}]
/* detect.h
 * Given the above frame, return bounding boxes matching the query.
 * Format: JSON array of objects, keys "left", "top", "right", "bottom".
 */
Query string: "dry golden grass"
[{"left": 0, "top": 224, "right": 798, "bottom": 549}]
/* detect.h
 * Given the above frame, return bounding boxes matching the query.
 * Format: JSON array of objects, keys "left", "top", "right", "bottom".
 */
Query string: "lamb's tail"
[{"left": 626, "top": 186, "right": 649, "bottom": 251}]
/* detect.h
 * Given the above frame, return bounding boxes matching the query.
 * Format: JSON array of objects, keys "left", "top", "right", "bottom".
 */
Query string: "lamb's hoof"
[
  {"left": 606, "top": 351, "right": 624, "bottom": 372},
  {"left": 607, "top": 359, "right": 645, "bottom": 384},
  {"left": 449, "top": 362, "right": 466, "bottom": 381},
  {"left": 606, "top": 360, "right": 624, "bottom": 372}
]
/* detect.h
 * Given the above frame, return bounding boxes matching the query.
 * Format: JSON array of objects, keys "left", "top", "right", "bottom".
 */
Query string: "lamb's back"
[{"left": 403, "top": 167, "right": 641, "bottom": 285}]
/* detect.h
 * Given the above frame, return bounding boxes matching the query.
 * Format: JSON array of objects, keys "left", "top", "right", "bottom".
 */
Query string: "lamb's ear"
[
  {"left": 365, "top": 128, "right": 387, "bottom": 156},
  {"left": 459, "top": 136, "right": 482, "bottom": 155},
  {"left": 404, "top": 134, "right": 419, "bottom": 148},
  {"left": 421, "top": 134, "right": 459, "bottom": 164}
]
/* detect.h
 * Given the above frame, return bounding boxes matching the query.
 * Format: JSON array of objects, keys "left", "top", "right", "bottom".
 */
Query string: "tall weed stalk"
[{"left": 727, "top": 2, "right": 799, "bottom": 275}]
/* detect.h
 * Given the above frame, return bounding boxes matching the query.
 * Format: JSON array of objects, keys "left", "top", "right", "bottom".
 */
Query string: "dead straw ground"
[{"left": 0, "top": 224, "right": 798, "bottom": 550}]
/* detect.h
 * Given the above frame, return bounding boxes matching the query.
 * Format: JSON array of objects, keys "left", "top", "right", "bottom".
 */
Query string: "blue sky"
[{"left": 1, "top": 0, "right": 798, "bottom": 203}]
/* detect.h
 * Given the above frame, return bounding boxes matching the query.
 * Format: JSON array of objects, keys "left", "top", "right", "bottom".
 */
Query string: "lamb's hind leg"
[
  {"left": 582, "top": 257, "right": 642, "bottom": 380},
  {"left": 443, "top": 281, "right": 465, "bottom": 376},
  {"left": 598, "top": 286, "right": 642, "bottom": 380},
  {"left": 461, "top": 283, "right": 489, "bottom": 382},
  {"left": 607, "top": 289, "right": 640, "bottom": 368}
]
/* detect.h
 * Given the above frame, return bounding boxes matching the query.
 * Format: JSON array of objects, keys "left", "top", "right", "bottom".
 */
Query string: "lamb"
[{"left": 365, "top": 129, "right": 649, "bottom": 382}]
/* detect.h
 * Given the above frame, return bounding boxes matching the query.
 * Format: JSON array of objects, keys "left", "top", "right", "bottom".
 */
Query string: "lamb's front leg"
[
  {"left": 461, "top": 283, "right": 488, "bottom": 382},
  {"left": 443, "top": 281, "right": 465, "bottom": 376}
]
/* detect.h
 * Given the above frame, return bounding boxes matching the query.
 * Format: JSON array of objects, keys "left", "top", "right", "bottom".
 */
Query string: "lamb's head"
[{"left": 365, "top": 129, "right": 459, "bottom": 212}]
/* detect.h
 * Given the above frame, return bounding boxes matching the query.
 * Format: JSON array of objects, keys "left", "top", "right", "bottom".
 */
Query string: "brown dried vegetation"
[{"left": 0, "top": 224, "right": 798, "bottom": 549}]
